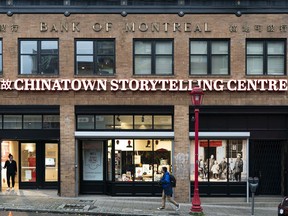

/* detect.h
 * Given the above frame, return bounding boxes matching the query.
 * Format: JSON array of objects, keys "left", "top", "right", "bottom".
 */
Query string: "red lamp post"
[{"left": 190, "top": 85, "right": 204, "bottom": 214}]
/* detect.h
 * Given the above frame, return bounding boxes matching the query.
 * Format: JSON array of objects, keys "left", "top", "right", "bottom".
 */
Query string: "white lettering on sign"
[{"left": 0, "top": 78, "right": 287, "bottom": 92}]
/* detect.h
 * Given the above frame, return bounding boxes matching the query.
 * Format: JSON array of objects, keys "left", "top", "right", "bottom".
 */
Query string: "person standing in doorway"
[
  {"left": 3, "top": 154, "right": 17, "bottom": 191},
  {"left": 157, "top": 166, "right": 180, "bottom": 211}
]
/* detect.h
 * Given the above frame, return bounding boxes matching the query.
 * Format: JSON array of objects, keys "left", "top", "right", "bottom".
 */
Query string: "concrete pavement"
[{"left": 0, "top": 189, "right": 282, "bottom": 216}]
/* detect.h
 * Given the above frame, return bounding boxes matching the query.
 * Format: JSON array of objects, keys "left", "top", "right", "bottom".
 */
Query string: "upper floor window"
[
  {"left": 246, "top": 40, "right": 286, "bottom": 75},
  {"left": 190, "top": 40, "right": 229, "bottom": 75},
  {"left": 0, "top": 40, "right": 2, "bottom": 75},
  {"left": 19, "top": 39, "right": 59, "bottom": 75},
  {"left": 134, "top": 39, "right": 173, "bottom": 75},
  {"left": 75, "top": 40, "right": 115, "bottom": 75}
]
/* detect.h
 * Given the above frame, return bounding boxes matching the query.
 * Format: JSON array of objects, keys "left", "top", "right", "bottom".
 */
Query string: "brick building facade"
[{"left": 0, "top": 1, "right": 287, "bottom": 202}]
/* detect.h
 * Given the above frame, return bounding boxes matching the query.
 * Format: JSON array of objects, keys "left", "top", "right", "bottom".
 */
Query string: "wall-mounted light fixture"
[{"left": 141, "top": 115, "right": 145, "bottom": 122}]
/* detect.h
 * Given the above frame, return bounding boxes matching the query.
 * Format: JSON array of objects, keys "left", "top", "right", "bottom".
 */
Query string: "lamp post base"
[{"left": 190, "top": 189, "right": 203, "bottom": 213}]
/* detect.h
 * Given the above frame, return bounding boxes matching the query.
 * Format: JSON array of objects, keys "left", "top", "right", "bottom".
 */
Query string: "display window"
[
  {"left": 114, "top": 139, "right": 172, "bottom": 182},
  {"left": 190, "top": 139, "right": 247, "bottom": 182}
]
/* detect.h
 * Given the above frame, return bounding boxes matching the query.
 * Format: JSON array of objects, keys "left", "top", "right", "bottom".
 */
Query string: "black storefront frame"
[
  {"left": 189, "top": 138, "right": 249, "bottom": 197},
  {"left": 18, "top": 140, "right": 59, "bottom": 189},
  {"left": 75, "top": 105, "right": 174, "bottom": 196},
  {"left": 189, "top": 105, "right": 288, "bottom": 197},
  {"left": 0, "top": 105, "right": 60, "bottom": 192},
  {"left": 77, "top": 137, "right": 172, "bottom": 196}
]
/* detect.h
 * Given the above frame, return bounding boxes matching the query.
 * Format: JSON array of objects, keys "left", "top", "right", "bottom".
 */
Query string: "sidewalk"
[{"left": 0, "top": 189, "right": 282, "bottom": 216}]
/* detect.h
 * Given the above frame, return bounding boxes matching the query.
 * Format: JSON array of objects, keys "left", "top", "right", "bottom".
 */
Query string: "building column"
[
  {"left": 60, "top": 105, "right": 76, "bottom": 197},
  {"left": 174, "top": 105, "right": 190, "bottom": 203}
]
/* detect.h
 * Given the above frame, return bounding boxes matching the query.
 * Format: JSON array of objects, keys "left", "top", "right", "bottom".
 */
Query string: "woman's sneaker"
[
  {"left": 175, "top": 204, "right": 180, "bottom": 211},
  {"left": 157, "top": 207, "right": 165, "bottom": 210}
]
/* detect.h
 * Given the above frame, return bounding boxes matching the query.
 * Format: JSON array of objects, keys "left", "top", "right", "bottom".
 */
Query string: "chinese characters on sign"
[{"left": 229, "top": 24, "right": 288, "bottom": 33}]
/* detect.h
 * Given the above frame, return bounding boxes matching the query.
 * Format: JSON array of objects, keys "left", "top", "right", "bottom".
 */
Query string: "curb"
[{"left": 2, "top": 207, "right": 154, "bottom": 216}]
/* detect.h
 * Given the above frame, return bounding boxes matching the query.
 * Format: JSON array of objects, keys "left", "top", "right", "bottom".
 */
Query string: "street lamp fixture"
[{"left": 190, "top": 85, "right": 204, "bottom": 214}]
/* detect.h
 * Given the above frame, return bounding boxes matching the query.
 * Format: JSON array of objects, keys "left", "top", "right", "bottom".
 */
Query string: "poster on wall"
[{"left": 83, "top": 141, "right": 103, "bottom": 181}]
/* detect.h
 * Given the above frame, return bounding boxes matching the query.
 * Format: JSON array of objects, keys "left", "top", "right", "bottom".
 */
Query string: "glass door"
[
  {"left": 80, "top": 140, "right": 106, "bottom": 194},
  {"left": 45, "top": 143, "right": 58, "bottom": 182},
  {"left": 21, "top": 143, "right": 36, "bottom": 183},
  {"left": 20, "top": 142, "right": 59, "bottom": 189}
]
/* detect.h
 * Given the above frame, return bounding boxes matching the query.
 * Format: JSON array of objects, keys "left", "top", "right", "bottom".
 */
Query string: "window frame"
[
  {"left": 246, "top": 39, "right": 286, "bottom": 76},
  {"left": 0, "top": 39, "right": 2, "bottom": 75},
  {"left": 189, "top": 39, "right": 230, "bottom": 76},
  {"left": 19, "top": 39, "right": 59, "bottom": 75},
  {"left": 133, "top": 39, "right": 174, "bottom": 75},
  {"left": 75, "top": 39, "right": 116, "bottom": 76}
]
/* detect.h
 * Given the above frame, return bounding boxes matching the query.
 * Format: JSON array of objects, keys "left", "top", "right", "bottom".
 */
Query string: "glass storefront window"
[
  {"left": 77, "top": 115, "right": 95, "bottom": 130},
  {"left": 23, "top": 115, "right": 42, "bottom": 129},
  {"left": 115, "top": 139, "right": 134, "bottom": 181},
  {"left": 190, "top": 139, "right": 247, "bottom": 182},
  {"left": 4, "top": 115, "right": 22, "bottom": 129},
  {"left": 114, "top": 139, "right": 172, "bottom": 182},
  {"left": 134, "top": 140, "right": 153, "bottom": 182},
  {"left": 45, "top": 143, "right": 58, "bottom": 182},
  {"left": 96, "top": 115, "right": 113, "bottom": 129},
  {"left": 43, "top": 115, "right": 60, "bottom": 129},
  {"left": 114, "top": 115, "right": 133, "bottom": 130},
  {"left": 0, "top": 115, "right": 2, "bottom": 129},
  {"left": 76, "top": 114, "right": 173, "bottom": 131},
  {"left": 134, "top": 115, "right": 152, "bottom": 130},
  {"left": 21, "top": 143, "right": 36, "bottom": 182},
  {"left": 154, "top": 115, "right": 172, "bottom": 130}
]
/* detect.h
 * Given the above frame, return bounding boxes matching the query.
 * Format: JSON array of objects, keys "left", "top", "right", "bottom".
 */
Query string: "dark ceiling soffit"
[{"left": 0, "top": 105, "right": 60, "bottom": 114}]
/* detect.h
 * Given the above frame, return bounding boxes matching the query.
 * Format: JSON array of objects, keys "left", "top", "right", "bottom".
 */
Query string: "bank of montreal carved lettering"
[
  {"left": 0, "top": 22, "right": 286, "bottom": 33},
  {"left": 38, "top": 22, "right": 288, "bottom": 33},
  {"left": 0, "top": 78, "right": 288, "bottom": 92},
  {"left": 39, "top": 22, "right": 211, "bottom": 33}
]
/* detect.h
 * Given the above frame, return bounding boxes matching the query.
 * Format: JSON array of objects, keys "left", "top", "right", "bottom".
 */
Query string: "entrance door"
[
  {"left": 79, "top": 140, "right": 107, "bottom": 194},
  {"left": 249, "top": 140, "right": 282, "bottom": 195},
  {"left": 1, "top": 141, "right": 19, "bottom": 191},
  {"left": 19, "top": 142, "right": 58, "bottom": 189}
]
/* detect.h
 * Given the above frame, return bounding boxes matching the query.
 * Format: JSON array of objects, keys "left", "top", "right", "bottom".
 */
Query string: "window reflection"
[
  {"left": 19, "top": 40, "right": 59, "bottom": 75},
  {"left": 75, "top": 40, "right": 115, "bottom": 75}
]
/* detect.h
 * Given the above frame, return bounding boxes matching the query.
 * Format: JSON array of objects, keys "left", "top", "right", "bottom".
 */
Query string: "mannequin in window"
[
  {"left": 233, "top": 153, "right": 243, "bottom": 181},
  {"left": 206, "top": 155, "right": 215, "bottom": 179},
  {"left": 219, "top": 157, "right": 227, "bottom": 180}
]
